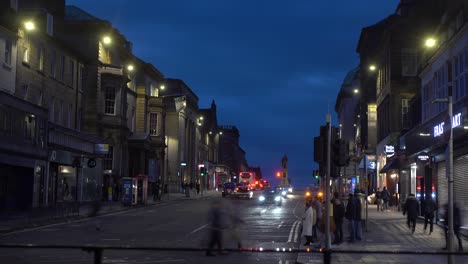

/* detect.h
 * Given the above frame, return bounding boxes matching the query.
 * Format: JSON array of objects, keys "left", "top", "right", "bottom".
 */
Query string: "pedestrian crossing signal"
[{"left": 200, "top": 167, "right": 206, "bottom": 177}]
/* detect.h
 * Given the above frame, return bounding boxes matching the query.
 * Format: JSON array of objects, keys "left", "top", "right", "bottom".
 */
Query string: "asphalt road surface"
[{"left": 0, "top": 191, "right": 304, "bottom": 264}]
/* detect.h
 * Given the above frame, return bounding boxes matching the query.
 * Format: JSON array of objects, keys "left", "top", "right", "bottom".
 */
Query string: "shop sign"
[
  {"left": 95, "top": 144, "right": 109, "bottom": 155},
  {"left": 417, "top": 152, "right": 430, "bottom": 162},
  {"left": 433, "top": 112, "right": 462, "bottom": 137},
  {"left": 87, "top": 158, "right": 97, "bottom": 168},
  {"left": 385, "top": 145, "right": 395, "bottom": 158}
]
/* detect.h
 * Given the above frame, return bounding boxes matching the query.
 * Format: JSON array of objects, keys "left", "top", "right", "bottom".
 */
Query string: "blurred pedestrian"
[
  {"left": 302, "top": 200, "right": 315, "bottom": 245},
  {"left": 333, "top": 192, "right": 345, "bottom": 245},
  {"left": 312, "top": 195, "right": 323, "bottom": 242},
  {"left": 423, "top": 198, "right": 436, "bottom": 235},
  {"left": 196, "top": 182, "right": 200, "bottom": 195},
  {"left": 206, "top": 199, "right": 229, "bottom": 256},
  {"left": 382, "top": 187, "right": 390, "bottom": 211},
  {"left": 376, "top": 188, "right": 383, "bottom": 212},
  {"left": 89, "top": 189, "right": 102, "bottom": 231},
  {"left": 345, "top": 193, "right": 356, "bottom": 242},
  {"left": 403, "top": 193, "right": 418, "bottom": 234},
  {"left": 442, "top": 203, "right": 463, "bottom": 251},
  {"left": 354, "top": 193, "right": 362, "bottom": 240}
]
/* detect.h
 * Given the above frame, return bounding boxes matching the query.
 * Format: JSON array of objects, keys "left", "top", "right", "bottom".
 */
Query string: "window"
[
  {"left": 57, "top": 100, "right": 63, "bottom": 124},
  {"left": 69, "top": 60, "right": 75, "bottom": 87},
  {"left": 37, "top": 90, "right": 43, "bottom": 106},
  {"left": 4, "top": 39, "right": 12, "bottom": 65},
  {"left": 401, "top": 48, "right": 417, "bottom": 76},
  {"left": 23, "top": 34, "right": 30, "bottom": 63},
  {"left": 79, "top": 65, "right": 85, "bottom": 91},
  {"left": 77, "top": 108, "right": 82, "bottom": 130},
  {"left": 67, "top": 104, "right": 72, "bottom": 128},
  {"left": 46, "top": 13, "right": 54, "bottom": 36},
  {"left": 24, "top": 114, "right": 36, "bottom": 142},
  {"left": 103, "top": 145, "right": 114, "bottom": 170},
  {"left": 38, "top": 47, "right": 44, "bottom": 71},
  {"left": 454, "top": 48, "right": 467, "bottom": 101},
  {"left": 150, "top": 112, "right": 158, "bottom": 135},
  {"left": 22, "top": 84, "right": 28, "bottom": 100},
  {"left": 104, "top": 86, "right": 116, "bottom": 115},
  {"left": 401, "top": 98, "right": 410, "bottom": 129},
  {"left": 50, "top": 50, "right": 56, "bottom": 78},
  {"left": 49, "top": 97, "right": 55, "bottom": 122},
  {"left": 58, "top": 55, "right": 65, "bottom": 81}
]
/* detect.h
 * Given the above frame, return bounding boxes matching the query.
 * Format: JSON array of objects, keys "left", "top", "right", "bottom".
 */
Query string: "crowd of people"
[{"left": 301, "top": 189, "right": 464, "bottom": 251}]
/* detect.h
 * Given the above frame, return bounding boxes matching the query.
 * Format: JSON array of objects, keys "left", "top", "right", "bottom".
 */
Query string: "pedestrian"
[
  {"left": 403, "top": 193, "right": 418, "bottom": 234},
  {"left": 354, "top": 193, "right": 363, "bottom": 240},
  {"left": 206, "top": 199, "right": 229, "bottom": 256},
  {"left": 312, "top": 195, "right": 323, "bottom": 242},
  {"left": 196, "top": 182, "right": 200, "bottom": 195},
  {"left": 333, "top": 192, "right": 345, "bottom": 245},
  {"left": 89, "top": 189, "right": 102, "bottom": 231},
  {"left": 345, "top": 193, "right": 356, "bottom": 242},
  {"left": 376, "top": 188, "right": 383, "bottom": 212},
  {"left": 423, "top": 198, "right": 436, "bottom": 235},
  {"left": 302, "top": 200, "right": 315, "bottom": 246},
  {"left": 442, "top": 203, "right": 463, "bottom": 251},
  {"left": 382, "top": 187, "right": 390, "bottom": 211}
]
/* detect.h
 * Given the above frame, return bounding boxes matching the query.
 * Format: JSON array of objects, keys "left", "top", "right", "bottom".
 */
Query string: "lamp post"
[{"left": 433, "top": 82, "right": 454, "bottom": 264}]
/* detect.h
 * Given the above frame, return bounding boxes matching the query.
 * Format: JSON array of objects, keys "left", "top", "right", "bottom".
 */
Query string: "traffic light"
[
  {"left": 332, "top": 139, "right": 349, "bottom": 167},
  {"left": 200, "top": 167, "right": 206, "bottom": 177},
  {"left": 276, "top": 171, "right": 281, "bottom": 178}
]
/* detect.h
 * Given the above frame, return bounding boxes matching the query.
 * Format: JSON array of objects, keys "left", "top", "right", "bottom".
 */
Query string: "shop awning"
[{"left": 379, "top": 158, "right": 400, "bottom": 173}]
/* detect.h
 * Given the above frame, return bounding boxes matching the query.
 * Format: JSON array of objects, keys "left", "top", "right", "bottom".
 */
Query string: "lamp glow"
[
  {"left": 425, "top": 38, "right": 436, "bottom": 48},
  {"left": 24, "top": 21, "right": 35, "bottom": 31},
  {"left": 369, "top": 65, "right": 376, "bottom": 71},
  {"left": 103, "top": 36, "right": 111, "bottom": 45},
  {"left": 127, "top": 65, "right": 134, "bottom": 71}
]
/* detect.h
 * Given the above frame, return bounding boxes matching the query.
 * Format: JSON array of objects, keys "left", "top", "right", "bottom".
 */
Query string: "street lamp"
[
  {"left": 369, "top": 65, "right": 376, "bottom": 71},
  {"left": 127, "top": 64, "right": 134, "bottom": 71},
  {"left": 102, "top": 36, "right": 112, "bottom": 45},
  {"left": 425, "top": 37, "right": 437, "bottom": 48},
  {"left": 432, "top": 83, "right": 455, "bottom": 262},
  {"left": 24, "top": 21, "right": 35, "bottom": 31}
]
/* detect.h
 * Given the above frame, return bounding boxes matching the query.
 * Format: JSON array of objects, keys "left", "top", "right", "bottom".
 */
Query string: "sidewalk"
[
  {"left": 0, "top": 189, "right": 220, "bottom": 235},
  {"left": 296, "top": 204, "right": 467, "bottom": 264}
]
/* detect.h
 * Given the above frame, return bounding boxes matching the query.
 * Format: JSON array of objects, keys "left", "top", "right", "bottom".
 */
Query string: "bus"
[{"left": 239, "top": 171, "right": 256, "bottom": 187}]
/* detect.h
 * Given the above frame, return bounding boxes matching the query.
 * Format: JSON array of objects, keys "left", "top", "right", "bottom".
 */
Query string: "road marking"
[
  {"left": 39, "top": 228, "right": 59, "bottom": 231},
  {"left": 102, "top": 238, "right": 121, "bottom": 241},
  {"left": 277, "top": 221, "right": 284, "bottom": 229},
  {"left": 287, "top": 220, "right": 299, "bottom": 242},
  {"left": 187, "top": 224, "right": 208, "bottom": 235}
]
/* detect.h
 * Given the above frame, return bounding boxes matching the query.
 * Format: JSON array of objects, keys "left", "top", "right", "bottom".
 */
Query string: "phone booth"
[
  {"left": 122, "top": 177, "right": 133, "bottom": 206},
  {"left": 134, "top": 174, "right": 148, "bottom": 205}
]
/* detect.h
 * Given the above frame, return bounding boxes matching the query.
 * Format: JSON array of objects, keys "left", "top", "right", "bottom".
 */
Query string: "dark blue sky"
[{"left": 68, "top": 0, "right": 398, "bottom": 188}]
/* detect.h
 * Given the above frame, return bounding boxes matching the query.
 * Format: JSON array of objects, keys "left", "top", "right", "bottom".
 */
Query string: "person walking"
[
  {"left": 381, "top": 187, "right": 390, "bottom": 211},
  {"left": 442, "top": 203, "right": 463, "bottom": 251},
  {"left": 302, "top": 200, "right": 315, "bottom": 246},
  {"left": 354, "top": 193, "right": 363, "bottom": 240},
  {"left": 345, "top": 193, "right": 356, "bottom": 242},
  {"left": 312, "top": 196, "right": 322, "bottom": 242},
  {"left": 376, "top": 188, "right": 383, "bottom": 212},
  {"left": 403, "top": 193, "right": 418, "bottom": 234},
  {"left": 333, "top": 192, "right": 345, "bottom": 245},
  {"left": 423, "top": 198, "right": 436, "bottom": 235},
  {"left": 206, "top": 199, "right": 229, "bottom": 256}
]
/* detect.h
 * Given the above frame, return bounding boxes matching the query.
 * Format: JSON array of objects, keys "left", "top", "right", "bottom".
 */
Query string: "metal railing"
[{"left": 0, "top": 244, "right": 466, "bottom": 264}]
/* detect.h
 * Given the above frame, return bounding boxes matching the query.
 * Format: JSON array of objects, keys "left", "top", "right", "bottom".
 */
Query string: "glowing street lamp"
[
  {"left": 160, "top": 85, "right": 165, "bottom": 90},
  {"left": 102, "top": 36, "right": 112, "bottom": 45},
  {"left": 127, "top": 64, "right": 134, "bottom": 71},
  {"left": 369, "top": 65, "right": 376, "bottom": 71},
  {"left": 425, "top": 38, "right": 436, "bottom": 48},
  {"left": 24, "top": 21, "right": 35, "bottom": 31},
  {"left": 353, "top": 89, "right": 359, "bottom": 94}
]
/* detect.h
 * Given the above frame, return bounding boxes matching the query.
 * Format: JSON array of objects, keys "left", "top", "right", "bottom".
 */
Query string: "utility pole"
[
  {"left": 325, "top": 114, "right": 331, "bottom": 250},
  {"left": 447, "top": 85, "right": 455, "bottom": 264}
]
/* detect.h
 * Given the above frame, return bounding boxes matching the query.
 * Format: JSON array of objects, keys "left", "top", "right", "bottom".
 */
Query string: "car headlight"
[
  {"left": 250, "top": 191, "right": 253, "bottom": 197},
  {"left": 288, "top": 188, "right": 293, "bottom": 193},
  {"left": 275, "top": 196, "right": 281, "bottom": 202},
  {"left": 281, "top": 190, "right": 287, "bottom": 196},
  {"left": 259, "top": 196, "right": 265, "bottom": 201}
]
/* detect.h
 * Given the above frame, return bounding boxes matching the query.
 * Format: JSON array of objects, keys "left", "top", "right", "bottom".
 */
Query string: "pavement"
[
  {"left": 296, "top": 204, "right": 468, "bottom": 264},
  {"left": 0, "top": 189, "right": 220, "bottom": 235}
]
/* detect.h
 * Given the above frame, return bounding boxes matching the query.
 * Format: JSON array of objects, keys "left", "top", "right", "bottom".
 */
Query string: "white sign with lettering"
[
  {"left": 385, "top": 145, "right": 395, "bottom": 158},
  {"left": 433, "top": 113, "right": 462, "bottom": 137}
]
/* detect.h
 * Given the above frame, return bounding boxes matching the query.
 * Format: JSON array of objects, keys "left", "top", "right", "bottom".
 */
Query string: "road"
[{"left": 0, "top": 191, "right": 304, "bottom": 264}]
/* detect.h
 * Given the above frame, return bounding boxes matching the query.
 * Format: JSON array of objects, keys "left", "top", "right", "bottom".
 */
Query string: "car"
[
  {"left": 275, "top": 186, "right": 288, "bottom": 197},
  {"left": 233, "top": 182, "right": 253, "bottom": 199},
  {"left": 258, "top": 189, "right": 282, "bottom": 206},
  {"left": 222, "top": 182, "right": 236, "bottom": 197}
]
